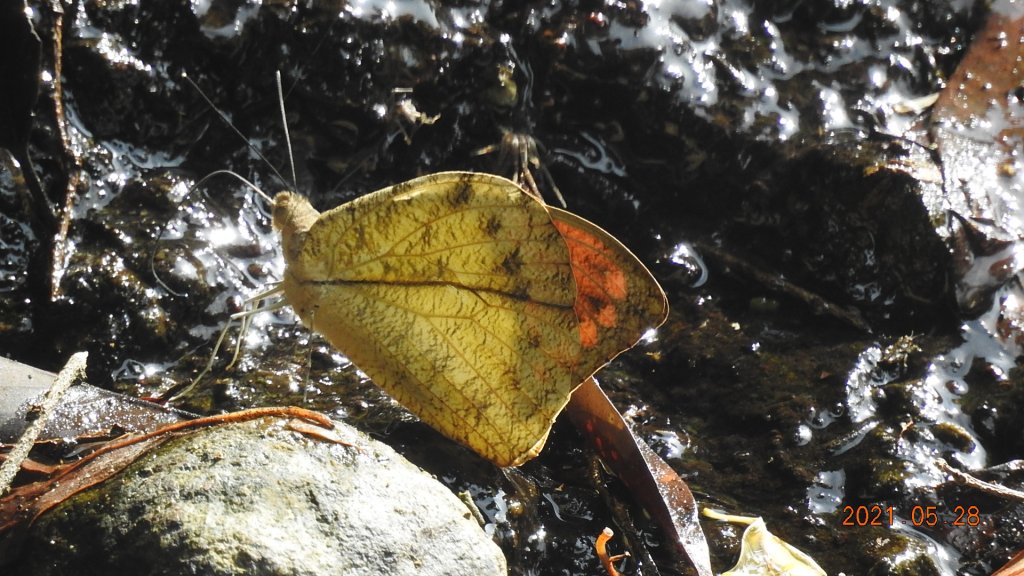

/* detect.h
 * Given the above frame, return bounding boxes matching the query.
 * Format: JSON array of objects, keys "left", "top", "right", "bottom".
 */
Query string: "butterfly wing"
[
  {"left": 280, "top": 172, "right": 583, "bottom": 466},
  {"left": 548, "top": 206, "right": 669, "bottom": 380}
]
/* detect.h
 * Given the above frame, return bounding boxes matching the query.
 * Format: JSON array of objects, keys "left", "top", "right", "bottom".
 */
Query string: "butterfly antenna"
[
  {"left": 149, "top": 170, "right": 274, "bottom": 296},
  {"left": 181, "top": 72, "right": 292, "bottom": 190},
  {"left": 156, "top": 74, "right": 280, "bottom": 294},
  {"left": 276, "top": 70, "right": 298, "bottom": 191}
]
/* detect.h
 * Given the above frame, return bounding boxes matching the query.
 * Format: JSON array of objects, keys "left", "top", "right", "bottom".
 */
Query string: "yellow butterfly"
[{"left": 264, "top": 171, "right": 667, "bottom": 466}]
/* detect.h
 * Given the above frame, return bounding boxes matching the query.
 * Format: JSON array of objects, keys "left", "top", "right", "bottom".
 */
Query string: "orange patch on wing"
[{"left": 552, "top": 219, "right": 629, "bottom": 349}]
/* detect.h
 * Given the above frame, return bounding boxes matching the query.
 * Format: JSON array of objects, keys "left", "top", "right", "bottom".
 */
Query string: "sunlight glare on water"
[
  {"left": 345, "top": 0, "right": 440, "bottom": 27},
  {"left": 806, "top": 469, "right": 845, "bottom": 514},
  {"left": 192, "top": 0, "right": 263, "bottom": 39},
  {"left": 201, "top": 226, "right": 239, "bottom": 249}
]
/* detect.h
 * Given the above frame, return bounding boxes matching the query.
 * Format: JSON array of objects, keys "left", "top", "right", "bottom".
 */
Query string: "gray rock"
[{"left": 11, "top": 416, "right": 507, "bottom": 576}]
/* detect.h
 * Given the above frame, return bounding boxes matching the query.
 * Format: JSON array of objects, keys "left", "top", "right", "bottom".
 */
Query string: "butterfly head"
[{"left": 272, "top": 191, "right": 320, "bottom": 261}]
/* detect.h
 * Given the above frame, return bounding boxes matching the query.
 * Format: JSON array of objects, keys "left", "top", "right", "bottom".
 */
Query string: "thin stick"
[
  {"left": 54, "top": 406, "right": 333, "bottom": 477},
  {"left": 938, "top": 459, "right": 1024, "bottom": 503},
  {"left": 0, "top": 351, "right": 88, "bottom": 496}
]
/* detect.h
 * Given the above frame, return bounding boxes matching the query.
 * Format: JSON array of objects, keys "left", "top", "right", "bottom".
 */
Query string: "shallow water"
[{"left": 3, "top": 1, "right": 1023, "bottom": 574}]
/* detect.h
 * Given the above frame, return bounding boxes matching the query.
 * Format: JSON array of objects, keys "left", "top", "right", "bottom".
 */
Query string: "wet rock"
[
  {"left": 10, "top": 416, "right": 506, "bottom": 576},
  {"left": 867, "top": 550, "right": 944, "bottom": 576},
  {"left": 948, "top": 498, "right": 1024, "bottom": 573}
]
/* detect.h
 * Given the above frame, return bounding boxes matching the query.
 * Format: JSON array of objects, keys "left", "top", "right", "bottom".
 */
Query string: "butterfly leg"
[
  {"left": 225, "top": 284, "right": 287, "bottom": 370},
  {"left": 162, "top": 285, "right": 286, "bottom": 402},
  {"left": 473, "top": 130, "right": 567, "bottom": 207}
]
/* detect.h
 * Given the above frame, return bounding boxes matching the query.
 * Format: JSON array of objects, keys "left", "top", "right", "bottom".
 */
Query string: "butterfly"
[{"left": 268, "top": 171, "right": 667, "bottom": 467}]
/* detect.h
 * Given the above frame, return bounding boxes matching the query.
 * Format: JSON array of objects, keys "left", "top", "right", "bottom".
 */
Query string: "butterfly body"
[{"left": 272, "top": 172, "right": 666, "bottom": 467}]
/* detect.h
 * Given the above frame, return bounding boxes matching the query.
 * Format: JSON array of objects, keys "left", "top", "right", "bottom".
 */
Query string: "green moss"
[{"left": 931, "top": 422, "right": 977, "bottom": 452}]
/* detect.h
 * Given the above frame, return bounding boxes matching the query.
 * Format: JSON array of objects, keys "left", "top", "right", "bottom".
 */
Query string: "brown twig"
[
  {"left": 694, "top": 240, "right": 872, "bottom": 332},
  {"left": 78, "top": 406, "right": 334, "bottom": 462},
  {"left": 938, "top": 459, "right": 1024, "bottom": 503},
  {"left": 44, "top": 0, "right": 78, "bottom": 301}
]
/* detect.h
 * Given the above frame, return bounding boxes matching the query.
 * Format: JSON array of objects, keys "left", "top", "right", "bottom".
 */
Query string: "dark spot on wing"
[
  {"left": 527, "top": 330, "right": 542, "bottom": 349},
  {"left": 450, "top": 175, "right": 474, "bottom": 206},
  {"left": 500, "top": 247, "right": 523, "bottom": 275},
  {"left": 482, "top": 214, "right": 502, "bottom": 237},
  {"left": 507, "top": 282, "right": 529, "bottom": 301}
]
